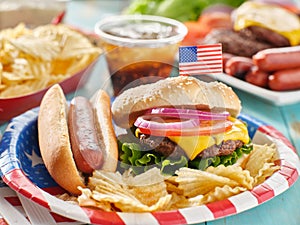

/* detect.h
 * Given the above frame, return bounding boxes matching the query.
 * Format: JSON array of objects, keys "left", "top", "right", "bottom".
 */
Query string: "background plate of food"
[
  {"left": 209, "top": 73, "right": 300, "bottom": 106},
  {"left": 0, "top": 23, "right": 102, "bottom": 123},
  {"left": 0, "top": 76, "right": 299, "bottom": 225},
  {"left": 180, "top": 1, "right": 300, "bottom": 106}
]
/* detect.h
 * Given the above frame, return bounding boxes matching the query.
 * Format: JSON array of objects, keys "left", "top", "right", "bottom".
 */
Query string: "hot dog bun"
[
  {"left": 38, "top": 84, "right": 85, "bottom": 195},
  {"left": 38, "top": 85, "right": 118, "bottom": 195},
  {"left": 90, "top": 89, "right": 118, "bottom": 172},
  {"left": 112, "top": 76, "right": 241, "bottom": 129}
]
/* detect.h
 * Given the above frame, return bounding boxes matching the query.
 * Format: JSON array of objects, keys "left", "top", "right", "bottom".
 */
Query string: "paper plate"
[
  {"left": 0, "top": 108, "right": 299, "bottom": 225},
  {"left": 212, "top": 73, "right": 300, "bottom": 106}
]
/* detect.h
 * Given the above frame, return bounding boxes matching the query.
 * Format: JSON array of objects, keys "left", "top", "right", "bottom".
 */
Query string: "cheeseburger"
[
  {"left": 202, "top": 1, "right": 300, "bottom": 57},
  {"left": 112, "top": 76, "right": 253, "bottom": 175}
]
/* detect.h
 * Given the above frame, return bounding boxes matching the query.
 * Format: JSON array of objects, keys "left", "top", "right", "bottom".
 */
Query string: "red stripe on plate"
[
  {"left": 42, "top": 186, "right": 66, "bottom": 195},
  {"left": 152, "top": 210, "right": 187, "bottom": 225},
  {"left": 279, "top": 161, "right": 299, "bottom": 186},
  {"left": 250, "top": 183, "right": 275, "bottom": 204},
  {"left": 50, "top": 212, "right": 78, "bottom": 223},
  {"left": 4, "top": 196, "right": 21, "bottom": 206},
  {"left": 81, "top": 208, "right": 125, "bottom": 225},
  {"left": 2, "top": 169, "right": 50, "bottom": 209},
  {"left": 258, "top": 125, "right": 296, "bottom": 152},
  {"left": 205, "top": 199, "right": 236, "bottom": 219}
]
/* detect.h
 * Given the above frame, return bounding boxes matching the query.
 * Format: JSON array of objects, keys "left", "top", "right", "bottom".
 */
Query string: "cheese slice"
[{"left": 168, "top": 118, "right": 249, "bottom": 160}]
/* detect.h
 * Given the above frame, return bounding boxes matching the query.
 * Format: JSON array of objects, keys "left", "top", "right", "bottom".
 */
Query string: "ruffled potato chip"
[
  {"left": 245, "top": 144, "right": 279, "bottom": 185},
  {"left": 201, "top": 185, "right": 247, "bottom": 205},
  {"left": 174, "top": 167, "right": 239, "bottom": 198},
  {"left": 80, "top": 168, "right": 172, "bottom": 212},
  {"left": 206, "top": 165, "right": 254, "bottom": 189}
]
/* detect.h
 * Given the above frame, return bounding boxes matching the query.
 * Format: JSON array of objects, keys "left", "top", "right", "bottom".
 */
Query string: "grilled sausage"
[
  {"left": 245, "top": 67, "right": 269, "bottom": 88},
  {"left": 68, "top": 96, "right": 104, "bottom": 174},
  {"left": 253, "top": 46, "right": 300, "bottom": 72},
  {"left": 225, "top": 56, "right": 253, "bottom": 79},
  {"left": 268, "top": 67, "right": 300, "bottom": 91}
]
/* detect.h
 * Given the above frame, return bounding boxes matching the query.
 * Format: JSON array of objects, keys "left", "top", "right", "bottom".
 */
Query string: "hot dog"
[
  {"left": 225, "top": 56, "right": 253, "bottom": 79},
  {"left": 245, "top": 66, "right": 269, "bottom": 88},
  {"left": 222, "top": 53, "right": 234, "bottom": 72},
  {"left": 38, "top": 84, "right": 118, "bottom": 195},
  {"left": 268, "top": 67, "right": 300, "bottom": 91},
  {"left": 68, "top": 96, "right": 104, "bottom": 174},
  {"left": 253, "top": 46, "right": 300, "bottom": 72}
]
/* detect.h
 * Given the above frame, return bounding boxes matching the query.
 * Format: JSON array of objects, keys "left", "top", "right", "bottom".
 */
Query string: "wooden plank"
[
  {"left": 280, "top": 104, "right": 300, "bottom": 153},
  {"left": 233, "top": 88, "right": 290, "bottom": 139}
]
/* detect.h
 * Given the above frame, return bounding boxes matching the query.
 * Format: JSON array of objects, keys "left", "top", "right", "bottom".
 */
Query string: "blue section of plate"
[
  {"left": 0, "top": 108, "right": 57, "bottom": 188},
  {"left": 237, "top": 113, "right": 267, "bottom": 139}
]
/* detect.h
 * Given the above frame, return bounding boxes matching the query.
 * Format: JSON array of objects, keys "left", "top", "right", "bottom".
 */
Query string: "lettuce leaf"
[
  {"left": 124, "top": 0, "right": 247, "bottom": 22},
  {"left": 119, "top": 141, "right": 188, "bottom": 175},
  {"left": 118, "top": 139, "right": 253, "bottom": 175}
]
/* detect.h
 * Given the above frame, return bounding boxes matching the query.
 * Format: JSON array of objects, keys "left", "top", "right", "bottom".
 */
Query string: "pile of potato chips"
[
  {"left": 0, "top": 23, "right": 102, "bottom": 98},
  {"left": 74, "top": 144, "right": 279, "bottom": 212}
]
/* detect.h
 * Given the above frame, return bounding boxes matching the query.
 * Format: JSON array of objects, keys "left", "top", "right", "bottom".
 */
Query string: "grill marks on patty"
[{"left": 139, "top": 134, "right": 244, "bottom": 159}]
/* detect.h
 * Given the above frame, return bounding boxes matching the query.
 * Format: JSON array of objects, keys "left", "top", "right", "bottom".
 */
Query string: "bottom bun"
[{"left": 38, "top": 84, "right": 85, "bottom": 195}]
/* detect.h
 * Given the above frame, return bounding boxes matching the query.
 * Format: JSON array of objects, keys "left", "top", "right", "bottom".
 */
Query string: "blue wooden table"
[
  {"left": 63, "top": 1, "right": 300, "bottom": 225},
  {"left": 1, "top": 1, "right": 299, "bottom": 225}
]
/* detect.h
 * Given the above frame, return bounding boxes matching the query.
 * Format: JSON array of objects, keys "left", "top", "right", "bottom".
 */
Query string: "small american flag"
[{"left": 178, "top": 44, "right": 223, "bottom": 75}]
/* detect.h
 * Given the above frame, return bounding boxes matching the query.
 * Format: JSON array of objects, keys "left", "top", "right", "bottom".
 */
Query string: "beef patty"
[
  {"left": 202, "top": 28, "right": 275, "bottom": 57},
  {"left": 139, "top": 134, "right": 244, "bottom": 159}
]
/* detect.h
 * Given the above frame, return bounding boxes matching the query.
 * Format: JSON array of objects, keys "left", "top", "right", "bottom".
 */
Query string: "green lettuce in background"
[{"left": 123, "top": 0, "right": 247, "bottom": 22}]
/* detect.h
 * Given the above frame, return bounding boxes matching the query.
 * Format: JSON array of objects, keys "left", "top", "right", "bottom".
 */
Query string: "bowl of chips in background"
[{"left": 0, "top": 23, "right": 103, "bottom": 123}]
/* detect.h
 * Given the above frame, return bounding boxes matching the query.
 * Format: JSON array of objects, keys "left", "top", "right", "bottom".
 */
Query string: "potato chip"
[
  {"left": 9, "top": 35, "right": 60, "bottom": 60},
  {"left": 167, "top": 192, "right": 203, "bottom": 210},
  {"left": 253, "top": 163, "right": 280, "bottom": 186},
  {"left": 81, "top": 168, "right": 173, "bottom": 212},
  {"left": 174, "top": 167, "right": 239, "bottom": 198},
  {"left": 116, "top": 168, "right": 170, "bottom": 207},
  {"left": 165, "top": 176, "right": 184, "bottom": 195},
  {"left": 206, "top": 165, "right": 254, "bottom": 189},
  {"left": 77, "top": 187, "right": 113, "bottom": 212},
  {"left": 245, "top": 144, "right": 276, "bottom": 175},
  {"left": 245, "top": 144, "right": 279, "bottom": 185},
  {"left": 201, "top": 185, "right": 247, "bottom": 205}
]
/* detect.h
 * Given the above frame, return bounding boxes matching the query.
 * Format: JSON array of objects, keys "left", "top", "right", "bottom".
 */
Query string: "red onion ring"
[{"left": 145, "top": 107, "right": 230, "bottom": 120}]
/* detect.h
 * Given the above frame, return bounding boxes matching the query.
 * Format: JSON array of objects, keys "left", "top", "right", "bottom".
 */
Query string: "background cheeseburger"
[
  {"left": 112, "top": 76, "right": 253, "bottom": 175},
  {"left": 202, "top": 1, "right": 300, "bottom": 57}
]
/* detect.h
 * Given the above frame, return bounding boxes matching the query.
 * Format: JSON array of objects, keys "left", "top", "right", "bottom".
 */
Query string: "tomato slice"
[{"left": 137, "top": 119, "right": 233, "bottom": 137}]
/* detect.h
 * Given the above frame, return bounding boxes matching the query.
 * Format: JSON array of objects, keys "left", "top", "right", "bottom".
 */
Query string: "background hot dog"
[
  {"left": 269, "top": 67, "right": 300, "bottom": 91},
  {"left": 253, "top": 46, "right": 300, "bottom": 71}
]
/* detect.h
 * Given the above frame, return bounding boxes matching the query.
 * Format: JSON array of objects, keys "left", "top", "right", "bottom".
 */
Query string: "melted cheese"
[
  {"left": 168, "top": 118, "right": 249, "bottom": 160},
  {"left": 234, "top": 2, "right": 300, "bottom": 46}
]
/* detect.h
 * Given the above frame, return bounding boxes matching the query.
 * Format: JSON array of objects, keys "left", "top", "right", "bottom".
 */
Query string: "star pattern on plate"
[{"left": 24, "top": 149, "right": 44, "bottom": 168}]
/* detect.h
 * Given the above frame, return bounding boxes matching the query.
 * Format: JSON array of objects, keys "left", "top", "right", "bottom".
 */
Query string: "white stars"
[{"left": 24, "top": 149, "right": 43, "bottom": 168}]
